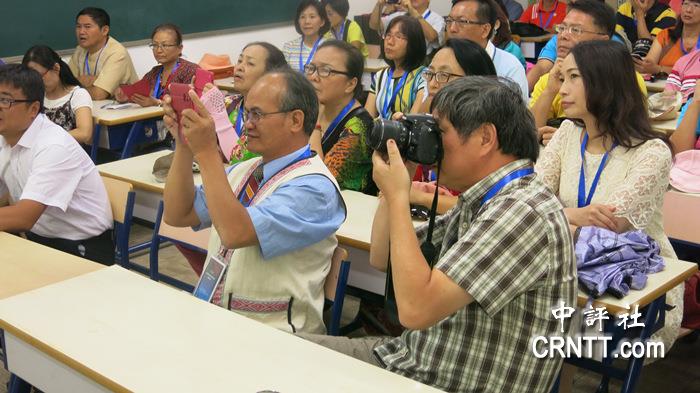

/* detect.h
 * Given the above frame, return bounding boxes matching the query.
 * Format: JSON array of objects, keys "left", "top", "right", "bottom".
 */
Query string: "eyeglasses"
[
  {"left": 682, "top": 0, "right": 700, "bottom": 9},
  {"left": 0, "top": 97, "right": 35, "bottom": 110},
  {"left": 148, "top": 43, "right": 179, "bottom": 50},
  {"left": 304, "top": 64, "right": 351, "bottom": 78},
  {"left": 244, "top": 108, "right": 294, "bottom": 124},
  {"left": 422, "top": 69, "right": 464, "bottom": 83},
  {"left": 444, "top": 17, "right": 486, "bottom": 28},
  {"left": 554, "top": 24, "right": 607, "bottom": 37},
  {"left": 384, "top": 32, "right": 408, "bottom": 41}
]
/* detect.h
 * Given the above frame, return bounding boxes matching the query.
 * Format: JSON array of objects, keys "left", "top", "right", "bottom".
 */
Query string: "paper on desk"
[{"left": 101, "top": 102, "right": 140, "bottom": 110}]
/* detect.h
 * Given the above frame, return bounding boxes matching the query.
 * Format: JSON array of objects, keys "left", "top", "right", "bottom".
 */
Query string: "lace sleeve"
[
  {"left": 535, "top": 120, "right": 575, "bottom": 194},
  {"left": 607, "top": 139, "right": 672, "bottom": 229}
]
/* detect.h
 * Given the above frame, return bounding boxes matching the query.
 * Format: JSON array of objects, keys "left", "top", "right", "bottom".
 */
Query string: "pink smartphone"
[
  {"left": 194, "top": 68, "right": 214, "bottom": 96},
  {"left": 169, "top": 83, "right": 194, "bottom": 143}
]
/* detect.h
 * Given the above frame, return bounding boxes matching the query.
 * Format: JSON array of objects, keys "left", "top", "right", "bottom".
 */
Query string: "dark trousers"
[{"left": 26, "top": 230, "right": 116, "bottom": 266}]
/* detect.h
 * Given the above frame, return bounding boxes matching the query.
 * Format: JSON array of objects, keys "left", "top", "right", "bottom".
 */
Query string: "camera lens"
[{"left": 368, "top": 118, "right": 407, "bottom": 154}]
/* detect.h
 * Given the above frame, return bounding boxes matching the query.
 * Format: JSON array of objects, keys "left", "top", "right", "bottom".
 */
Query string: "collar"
[
  {"left": 13, "top": 114, "right": 46, "bottom": 149},
  {"left": 260, "top": 144, "right": 311, "bottom": 183},
  {"left": 458, "top": 158, "right": 534, "bottom": 211},
  {"left": 485, "top": 41, "right": 496, "bottom": 59}
]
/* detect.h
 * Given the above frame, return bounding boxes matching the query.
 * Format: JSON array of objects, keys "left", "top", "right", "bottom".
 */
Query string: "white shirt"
[
  {"left": 382, "top": 8, "right": 445, "bottom": 54},
  {"left": 0, "top": 114, "right": 113, "bottom": 240},
  {"left": 44, "top": 86, "right": 92, "bottom": 111},
  {"left": 486, "top": 41, "right": 529, "bottom": 103}
]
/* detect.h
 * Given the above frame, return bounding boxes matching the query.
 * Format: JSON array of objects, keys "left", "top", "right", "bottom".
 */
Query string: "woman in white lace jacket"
[{"left": 535, "top": 40, "right": 683, "bottom": 352}]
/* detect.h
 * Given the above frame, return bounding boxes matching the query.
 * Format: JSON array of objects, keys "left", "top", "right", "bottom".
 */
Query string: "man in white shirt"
[
  {"left": 370, "top": 0, "right": 445, "bottom": 54},
  {"left": 446, "top": 0, "right": 529, "bottom": 102},
  {"left": 0, "top": 64, "right": 114, "bottom": 264}
]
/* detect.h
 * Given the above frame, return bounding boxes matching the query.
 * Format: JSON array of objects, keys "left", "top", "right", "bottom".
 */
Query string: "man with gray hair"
[
  {"left": 300, "top": 77, "right": 575, "bottom": 393},
  {"left": 161, "top": 69, "right": 346, "bottom": 334}
]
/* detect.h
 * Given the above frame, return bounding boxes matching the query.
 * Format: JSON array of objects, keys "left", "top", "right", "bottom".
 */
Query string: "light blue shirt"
[
  {"left": 538, "top": 35, "right": 626, "bottom": 62},
  {"left": 193, "top": 145, "right": 346, "bottom": 260},
  {"left": 677, "top": 98, "right": 700, "bottom": 137},
  {"left": 502, "top": 41, "right": 526, "bottom": 68},
  {"left": 487, "top": 41, "right": 529, "bottom": 102}
]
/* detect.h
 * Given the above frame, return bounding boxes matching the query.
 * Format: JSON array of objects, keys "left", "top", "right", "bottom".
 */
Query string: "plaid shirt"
[{"left": 374, "top": 159, "right": 576, "bottom": 393}]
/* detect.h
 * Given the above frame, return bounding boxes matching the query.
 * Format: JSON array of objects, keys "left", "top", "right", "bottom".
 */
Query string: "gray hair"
[
  {"left": 430, "top": 76, "right": 539, "bottom": 162},
  {"left": 271, "top": 68, "right": 319, "bottom": 135}
]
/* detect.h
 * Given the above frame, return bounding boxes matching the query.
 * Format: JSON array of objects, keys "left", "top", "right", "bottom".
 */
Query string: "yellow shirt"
[
  {"left": 69, "top": 36, "right": 138, "bottom": 97},
  {"left": 324, "top": 19, "right": 369, "bottom": 58},
  {"left": 530, "top": 71, "right": 648, "bottom": 119}
]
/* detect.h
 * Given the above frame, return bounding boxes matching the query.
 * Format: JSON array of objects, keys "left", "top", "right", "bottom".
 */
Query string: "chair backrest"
[
  {"left": 159, "top": 216, "right": 211, "bottom": 252},
  {"left": 663, "top": 190, "right": 700, "bottom": 245},
  {"left": 325, "top": 247, "right": 349, "bottom": 301},
  {"left": 101, "top": 176, "right": 133, "bottom": 224}
]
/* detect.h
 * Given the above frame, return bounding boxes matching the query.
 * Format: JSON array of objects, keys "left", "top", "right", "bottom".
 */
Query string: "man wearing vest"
[{"left": 161, "top": 70, "right": 346, "bottom": 334}]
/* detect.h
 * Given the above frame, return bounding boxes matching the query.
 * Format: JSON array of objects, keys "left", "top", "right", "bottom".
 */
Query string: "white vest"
[{"left": 205, "top": 154, "right": 343, "bottom": 334}]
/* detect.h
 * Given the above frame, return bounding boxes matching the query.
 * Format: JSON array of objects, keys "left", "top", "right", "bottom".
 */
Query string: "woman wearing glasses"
[
  {"left": 114, "top": 24, "right": 198, "bottom": 107},
  {"left": 282, "top": 0, "right": 331, "bottom": 73},
  {"left": 22, "top": 45, "right": 94, "bottom": 144},
  {"left": 366, "top": 15, "right": 427, "bottom": 120},
  {"left": 306, "top": 40, "right": 375, "bottom": 194}
]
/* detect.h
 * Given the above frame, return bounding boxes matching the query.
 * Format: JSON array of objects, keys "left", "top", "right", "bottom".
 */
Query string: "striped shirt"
[
  {"left": 373, "top": 159, "right": 577, "bottom": 393},
  {"left": 282, "top": 36, "right": 326, "bottom": 73},
  {"left": 616, "top": 1, "right": 676, "bottom": 43},
  {"left": 666, "top": 48, "right": 700, "bottom": 102},
  {"left": 370, "top": 66, "right": 426, "bottom": 119}
]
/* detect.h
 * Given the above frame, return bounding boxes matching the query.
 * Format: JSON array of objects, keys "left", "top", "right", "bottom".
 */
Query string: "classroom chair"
[
  {"left": 148, "top": 201, "right": 208, "bottom": 292},
  {"left": 663, "top": 190, "right": 700, "bottom": 246},
  {"left": 101, "top": 176, "right": 136, "bottom": 269},
  {"left": 325, "top": 247, "right": 352, "bottom": 336}
]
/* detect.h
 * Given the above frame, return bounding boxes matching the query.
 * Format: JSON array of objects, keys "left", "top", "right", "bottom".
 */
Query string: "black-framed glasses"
[
  {"left": 422, "top": 69, "right": 464, "bottom": 83},
  {"left": 444, "top": 17, "right": 486, "bottom": 28},
  {"left": 304, "top": 64, "right": 351, "bottom": 78},
  {"left": 148, "top": 43, "right": 179, "bottom": 50},
  {"left": 244, "top": 108, "right": 295, "bottom": 124},
  {"left": 554, "top": 24, "right": 607, "bottom": 37},
  {"left": 0, "top": 97, "right": 36, "bottom": 110}
]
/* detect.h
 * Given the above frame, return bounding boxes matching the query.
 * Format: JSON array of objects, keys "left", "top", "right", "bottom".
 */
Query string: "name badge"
[{"left": 193, "top": 255, "right": 228, "bottom": 302}]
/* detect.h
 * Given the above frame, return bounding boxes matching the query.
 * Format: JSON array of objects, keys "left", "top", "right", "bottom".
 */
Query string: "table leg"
[
  {"left": 8, "top": 374, "right": 30, "bottom": 393},
  {"left": 619, "top": 296, "right": 664, "bottom": 393}
]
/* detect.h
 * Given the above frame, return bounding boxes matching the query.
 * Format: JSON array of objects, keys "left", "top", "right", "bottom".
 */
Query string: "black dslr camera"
[{"left": 367, "top": 114, "right": 442, "bottom": 165}]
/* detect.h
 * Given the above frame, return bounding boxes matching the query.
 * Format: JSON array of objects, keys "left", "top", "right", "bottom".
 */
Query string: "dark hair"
[
  {"left": 442, "top": 39, "right": 497, "bottom": 76},
  {"left": 294, "top": 0, "right": 331, "bottom": 37},
  {"left": 273, "top": 69, "right": 319, "bottom": 135},
  {"left": 431, "top": 76, "right": 539, "bottom": 162},
  {"left": 381, "top": 15, "right": 427, "bottom": 71},
  {"left": 317, "top": 40, "right": 365, "bottom": 98},
  {"left": 567, "top": 0, "right": 616, "bottom": 38},
  {"left": 668, "top": 0, "right": 700, "bottom": 43},
  {"left": 571, "top": 40, "right": 670, "bottom": 149},
  {"left": 76, "top": 7, "right": 110, "bottom": 28},
  {"left": 243, "top": 41, "right": 289, "bottom": 72},
  {"left": 0, "top": 64, "right": 45, "bottom": 112},
  {"left": 492, "top": 0, "right": 513, "bottom": 47},
  {"left": 151, "top": 23, "right": 183, "bottom": 46},
  {"left": 452, "top": 0, "right": 498, "bottom": 39},
  {"left": 22, "top": 45, "right": 82, "bottom": 90},
  {"left": 322, "top": 0, "right": 350, "bottom": 18}
]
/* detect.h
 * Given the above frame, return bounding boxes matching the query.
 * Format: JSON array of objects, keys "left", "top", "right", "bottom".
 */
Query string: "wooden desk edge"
[
  {"left": 98, "top": 171, "right": 165, "bottom": 194},
  {"left": 0, "top": 320, "right": 129, "bottom": 393},
  {"left": 337, "top": 235, "right": 370, "bottom": 251}
]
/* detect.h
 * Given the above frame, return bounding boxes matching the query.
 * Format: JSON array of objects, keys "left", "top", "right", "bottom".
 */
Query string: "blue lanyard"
[
  {"left": 153, "top": 60, "right": 180, "bottom": 99},
  {"left": 679, "top": 35, "right": 700, "bottom": 55},
  {"left": 422, "top": 10, "right": 431, "bottom": 19},
  {"left": 234, "top": 101, "right": 245, "bottom": 137},
  {"left": 238, "top": 146, "right": 313, "bottom": 206},
  {"left": 481, "top": 168, "right": 534, "bottom": 206},
  {"left": 382, "top": 68, "right": 409, "bottom": 119},
  {"left": 577, "top": 132, "right": 617, "bottom": 208},
  {"left": 323, "top": 99, "right": 356, "bottom": 143},
  {"left": 538, "top": 0, "right": 557, "bottom": 30},
  {"left": 335, "top": 21, "right": 346, "bottom": 40},
  {"left": 83, "top": 41, "right": 107, "bottom": 76},
  {"left": 299, "top": 37, "right": 322, "bottom": 71}
]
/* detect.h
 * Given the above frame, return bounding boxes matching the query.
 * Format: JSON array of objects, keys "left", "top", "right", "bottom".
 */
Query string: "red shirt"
[{"left": 519, "top": 0, "right": 567, "bottom": 31}]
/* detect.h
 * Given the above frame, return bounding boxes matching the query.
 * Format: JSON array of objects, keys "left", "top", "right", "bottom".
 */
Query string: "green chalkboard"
[{"left": 1, "top": 1, "right": 297, "bottom": 58}]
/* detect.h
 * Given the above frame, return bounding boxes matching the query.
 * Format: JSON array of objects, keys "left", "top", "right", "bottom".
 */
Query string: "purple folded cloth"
[{"left": 575, "top": 226, "right": 665, "bottom": 298}]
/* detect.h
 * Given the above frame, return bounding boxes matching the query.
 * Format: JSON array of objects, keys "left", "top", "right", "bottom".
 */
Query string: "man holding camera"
[
  {"left": 299, "top": 77, "right": 575, "bottom": 393},
  {"left": 161, "top": 70, "right": 345, "bottom": 334},
  {"left": 369, "top": 0, "right": 445, "bottom": 54}
]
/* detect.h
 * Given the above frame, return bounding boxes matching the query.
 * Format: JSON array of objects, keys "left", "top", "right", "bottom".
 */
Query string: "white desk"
[
  {"left": 362, "top": 58, "right": 388, "bottom": 91},
  {"left": 0, "top": 266, "right": 441, "bottom": 393},
  {"left": 214, "top": 76, "right": 236, "bottom": 92},
  {"left": 90, "top": 101, "right": 165, "bottom": 161},
  {"left": 651, "top": 117, "right": 676, "bottom": 134}
]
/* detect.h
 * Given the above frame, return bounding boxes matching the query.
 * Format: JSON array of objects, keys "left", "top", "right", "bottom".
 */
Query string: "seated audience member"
[
  {"left": 616, "top": 0, "right": 676, "bottom": 53},
  {"left": 370, "top": 0, "right": 445, "bottom": 55},
  {"left": 299, "top": 76, "right": 575, "bottom": 393},
  {"left": 68, "top": 7, "right": 137, "bottom": 100},
  {"left": 22, "top": 45, "right": 93, "bottom": 144},
  {"left": 635, "top": 0, "right": 700, "bottom": 75},
  {"left": 322, "top": 0, "right": 369, "bottom": 57},
  {"left": 531, "top": 0, "right": 647, "bottom": 145},
  {"left": 519, "top": 0, "right": 568, "bottom": 33},
  {"left": 494, "top": 0, "right": 526, "bottom": 67},
  {"left": 0, "top": 64, "right": 114, "bottom": 265},
  {"left": 282, "top": 0, "right": 330, "bottom": 73},
  {"left": 161, "top": 70, "right": 345, "bottom": 334},
  {"left": 445, "top": 0, "right": 528, "bottom": 101},
  {"left": 673, "top": 93, "right": 700, "bottom": 152},
  {"left": 665, "top": 45, "right": 700, "bottom": 101},
  {"left": 306, "top": 40, "right": 375, "bottom": 194},
  {"left": 366, "top": 16, "right": 427, "bottom": 119},
  {"left": 501, "top": 0, "right": 524, "bottom": 20},
  {"left": 114, "top": 24, "right": 198, "bottom": 107},
  {"left": 535, "top": 40, "right": 683, "bottom": 350}
]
